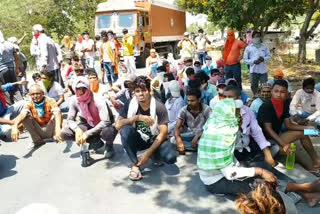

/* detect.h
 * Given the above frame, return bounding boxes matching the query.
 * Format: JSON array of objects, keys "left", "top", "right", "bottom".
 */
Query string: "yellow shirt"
[{"left": 122, "top": 35, "right": 134, "bottom": 56}]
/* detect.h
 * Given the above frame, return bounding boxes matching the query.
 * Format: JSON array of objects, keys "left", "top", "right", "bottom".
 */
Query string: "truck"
[{"left": 95, "top": 0, "right": 186, "bottom": 67}]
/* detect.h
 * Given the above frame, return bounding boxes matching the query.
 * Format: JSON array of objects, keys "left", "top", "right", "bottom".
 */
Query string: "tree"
[
  {"left": 298, "top": 0, "right": 320, "bottom": 63},
  {"left": 177, "top": 0, "right": 304, "bottom": 34}
]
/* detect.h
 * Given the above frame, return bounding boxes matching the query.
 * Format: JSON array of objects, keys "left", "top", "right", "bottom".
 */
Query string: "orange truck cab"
[{"left": 95, "top": 0, "right": 186, "bottom": 67}]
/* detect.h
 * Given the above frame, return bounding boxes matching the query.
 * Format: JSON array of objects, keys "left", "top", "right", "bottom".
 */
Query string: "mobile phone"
[{"left": 304, "top": 129, "right": 319, "bottom": 136}]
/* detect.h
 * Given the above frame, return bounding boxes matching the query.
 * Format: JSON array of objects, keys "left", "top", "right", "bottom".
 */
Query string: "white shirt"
[
  {"left": 243, "top": 43, "right": 271, "bottom": 74},
  {"left": 101, "top": 41, "right": 115, "bottom": 63},
  {"left": 44, "top": 81, "right": 64, "bottom": 101},
  {"left": 36, "top": 34, "right": 60, "bottom": 71},
  {"left": 195, "top": 36, "right": 207, "bottom": 52},
  {"left": 82, "top": 39, "right": 95, "bottom": 59}
]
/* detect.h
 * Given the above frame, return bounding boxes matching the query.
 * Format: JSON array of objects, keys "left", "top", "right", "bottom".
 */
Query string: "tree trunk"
[{"left": 298, "top": 34, "right": 307, "bottom": 63}]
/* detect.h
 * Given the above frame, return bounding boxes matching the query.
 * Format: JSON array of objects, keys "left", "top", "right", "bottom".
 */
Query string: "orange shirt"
[
  {"left": 25, "top": 97, "right": 59, "bottom": 127},
  {"left": 225, "top": 40, "right": 246, "bottom": 66}
]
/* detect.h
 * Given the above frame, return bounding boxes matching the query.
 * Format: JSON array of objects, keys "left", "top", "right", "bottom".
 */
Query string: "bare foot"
[{"left": 300, "top": 192, "right": 320, "bottom": 207}]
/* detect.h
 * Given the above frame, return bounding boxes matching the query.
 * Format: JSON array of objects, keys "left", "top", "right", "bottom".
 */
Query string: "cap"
[
  {"left": 150, "top": 49, "right": 156, "bottom": 53},
  {"left": 75, "top": 82, "right": 88, "bottom": 89},
  {"left": 274, "top": 68, "right": 284, "bottom": 78},
  {"left": 184, "top": 32, "right": 189, "bottom": 36},
  {"left": 168, "top": 80, "right": 181, "bottom": 98},
  {"left": 217, "top": 78, "right": 226, "bottom": 87},
  {"left": 32, "top": 24, "right": 43, "bottom": 32},
  {"left": 205, "top": 55, "right": 212, "bottom": 60},
  {"left": 226, "top": 78, "right": 237, "bottom": 85}
]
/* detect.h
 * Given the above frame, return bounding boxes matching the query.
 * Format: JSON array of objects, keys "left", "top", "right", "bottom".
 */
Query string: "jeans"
[
  {"left": 85, "top": 57, "right": 95, "bottom": 68},
  {"left": 0, "top": 67, "right": 23, "bottom": 105},
  {"left": 172, "top": 132, "right": 197, "bottom": 151},
  {"left": 225, "top": 63, "right": 242, "bottom": 90},
  {"left": 205, "top": 161, "right": 294, "bottom": 195},
  {"left": 120, "top": 125, "right": 177, "bottom": 165},
  {"left": 250, "top": 73, "right": 268, "bottom": 96},
  {"left": 197, "top": 52, "right": 207, "bottom": 66},
  {"left": 297, "top": 110, "right": 320, "bottom": 126},
  {"left": 104, "top": 62, "right": 118, "bottom": 84}
]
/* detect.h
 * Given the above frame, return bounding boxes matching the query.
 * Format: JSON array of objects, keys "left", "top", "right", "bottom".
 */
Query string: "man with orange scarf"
[
  {"left": 60, "top": 76, "right": 117, "bottom": 167},
  {"left": 223, "top": 30, "right": 246, "bottom": 90},
  {"left": 99, "top": 31, "right": 118, "bottom": 88}
]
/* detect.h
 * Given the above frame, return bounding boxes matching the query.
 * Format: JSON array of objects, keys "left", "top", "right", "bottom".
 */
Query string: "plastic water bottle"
[{"left": 286, "top": 143, "right": 296, "bottom": 170}]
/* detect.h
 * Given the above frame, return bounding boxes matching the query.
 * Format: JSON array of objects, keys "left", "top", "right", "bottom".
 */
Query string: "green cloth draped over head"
[{"left": 197, "top": 99, "right": 239, "bottom": 170}]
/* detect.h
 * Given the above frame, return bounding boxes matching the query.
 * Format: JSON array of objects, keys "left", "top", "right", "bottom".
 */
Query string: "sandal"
[{"left": 129, "top": 167, "right": 142, "bottom": 181}]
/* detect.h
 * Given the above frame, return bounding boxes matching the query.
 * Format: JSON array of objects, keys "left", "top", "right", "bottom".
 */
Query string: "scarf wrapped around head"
[
  {"left": 197, "top": 99, "right": 239, "bottom": 170},
  {"left": 73, "top": 77, "right": 101, "bottom": 127},
  {"left": 63, "top": 36, "right": 72, "bottom": 49},
  {"left": 222, "top": 30, "right": 235, "bottom": 66}
]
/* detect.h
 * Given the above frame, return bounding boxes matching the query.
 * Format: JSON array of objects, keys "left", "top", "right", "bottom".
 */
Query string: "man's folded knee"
[
  {"left": 119, "top": 125, "right": 135, "bottom": 136},
  {"left": 164, "top": 153, "right": 177, "bottom": 164}
]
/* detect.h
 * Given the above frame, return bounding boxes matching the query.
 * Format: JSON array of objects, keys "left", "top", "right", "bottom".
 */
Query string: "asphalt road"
[{"left": 1, "top": 67, "right": 320, "bottom": 213}]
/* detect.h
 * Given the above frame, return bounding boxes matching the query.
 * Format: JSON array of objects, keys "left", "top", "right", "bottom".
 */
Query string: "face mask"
[
  {"left": 235, "top": 99, "right": 243, "bottom": 109},
  {"left": 218, "top": 88, "right": 224, "bottom": 94},
  {"left": 84, "top": 35, "right": 89, "bottom": 40},
  {"left": 194, "top": 67, "right": 201, "bottom": 72},
  {"left": 42, "top": 79, "right": 52, "bottom": 91},
  {"left": 205, "top": 60, "right": 212, "bottom": 67},
  {"left": 108, "top": 35, "right": 113, "bottom": 40},
  {"left": 252, "top": 37, "right": 261, "bottom": 45}
]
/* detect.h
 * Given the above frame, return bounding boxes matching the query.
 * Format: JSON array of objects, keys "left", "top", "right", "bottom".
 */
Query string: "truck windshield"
[
  {"left": 119, "top": 14, "right": 134, "bottom": 28},
  {"left": 97, "top": 15, "right": 111, "bottom": 29}
]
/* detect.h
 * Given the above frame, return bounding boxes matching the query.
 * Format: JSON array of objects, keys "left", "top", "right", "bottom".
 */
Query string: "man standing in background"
[
  {"left": 122, "top": 28, "right": 136, "bottom": 74},
  {"left": 195, "top": 29, "right": 211, "bottom": 66},
  {"left": 223, "top": 30, "right": 246, "bottom": 90},
  {"left": 81, "top": 31, "right": 95, "bottom": 69}
]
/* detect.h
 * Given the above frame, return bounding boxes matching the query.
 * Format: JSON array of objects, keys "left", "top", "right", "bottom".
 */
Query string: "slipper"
[
  {"left": 129, "top": 167, "right": 142, "bottom": 181},
  {"left": 309, "top": 169, "right": 320, "bottom": 177}
]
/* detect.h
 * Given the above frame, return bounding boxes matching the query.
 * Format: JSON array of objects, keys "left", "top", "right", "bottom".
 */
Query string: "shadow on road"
[
  {"left": 0, "top": 154, "right": 18, "bottom": 179},
  {"left": 23, "top": 143, "right": 46, "bottom": 159}
]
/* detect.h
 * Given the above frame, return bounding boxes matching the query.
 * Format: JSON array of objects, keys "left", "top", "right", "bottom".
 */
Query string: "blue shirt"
[
  {"left": 184, "top": 90, "right": 212, "bottom": 106},
  {"left": 250, "top": 97, "right": 264, "bottom": 117},
  {"left": 201, "top": 64, "right": 217, "bottom": 76},
  {"left": 0, "top": 83, "right": 14, "bottom": 116},
  {"left": 241, "top": 91, "right": 248, "bottom": 104}
]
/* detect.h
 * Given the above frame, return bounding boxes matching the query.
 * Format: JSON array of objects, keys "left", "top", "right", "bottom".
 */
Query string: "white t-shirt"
[
  {"left": 82, "top": 39, "right": 95, "bottom": 59},
  {"left": 95, "top": 41, "right": 102, "bottom": 57},
  {"left": 45, "top": 81, "right": 64, "bottom": 101},
  {"left": 102, "top": 41, "right": 115, "bottom": 63},
  {"left": 195, "top": 36, "right": 207, "bottom": 52}
]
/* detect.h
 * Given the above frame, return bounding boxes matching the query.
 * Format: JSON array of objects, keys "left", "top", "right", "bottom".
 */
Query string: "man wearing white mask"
[
  {"left": 30, "top": 24, "right": 60, "bottom": 82},
  {"left": 0, "top": 30, "right": 22, "bottom": 104},
  {"left": 201, "top": 55, "right": 216, "bottom": 76},
  {"left": 195, "top": 29, "right": 211, "bottom": 66},
  {"left": 81, "top": 31, "right": 95, "bottom": 68},
  {"left": 243, "top": 31, "right": 271, "bottom": 97},
  {"left": 222, "top": 85, "right": 276, "bottom": 167}
]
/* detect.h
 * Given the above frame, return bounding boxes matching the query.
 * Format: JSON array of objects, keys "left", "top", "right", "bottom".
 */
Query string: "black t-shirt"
[
  {"left": 120, "top": 99, "right": 169, "bottom": 137},
  {"left": 257, "top": 100, "right": 291, "bottom": 138}
]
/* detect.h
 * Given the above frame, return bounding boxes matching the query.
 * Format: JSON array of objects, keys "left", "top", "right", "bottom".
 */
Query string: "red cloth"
[
  {"left": 0, "top": 90, "right": 7, "bottom": 107},
  {"left": 271, "top": 98, "right": 285, "bottom": 119},
  {"left": 222, "top": 30, "right": 235, "bottom": 66},
  {"left": 65, "top": 67, "right": 73, "bottom": 79},
  {"left": 34, "top": 33, "right": 40, "bottom": 45}
]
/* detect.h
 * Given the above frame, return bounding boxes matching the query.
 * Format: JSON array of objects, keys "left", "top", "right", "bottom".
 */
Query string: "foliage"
[{"left": 0, "top": 0, "right": 104, "bottom": 61}]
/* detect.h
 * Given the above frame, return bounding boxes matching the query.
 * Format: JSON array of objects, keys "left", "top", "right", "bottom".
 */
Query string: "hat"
[
  {"left": 205, "top": 55, "right": 212, "bottom": 60},
  {"left": 150, "top": 49, "right": 156, "bottom": 53},
  {"left": 32, "top": 24, "right": 43, "bottom": 32},
  {"left": 75, "top": 82, "right": 88, "bottom": 89},
  {"left": 73, "top": 76, "right": 89, "bottom": 89},
  {"left": 184, "top": 32, "right": 189, "bottom": 36},
  {"left": 217, "top": 78, "right": 226, "bottom": 87},
  {"left": 226, "top": 78, "right": 237, "bottom": 85},
  {"left": 274, "top": 68, "right": 284, "bottom": 78},
  {"left": 168, "top": 80, "right": 181, "bottom": 97}
]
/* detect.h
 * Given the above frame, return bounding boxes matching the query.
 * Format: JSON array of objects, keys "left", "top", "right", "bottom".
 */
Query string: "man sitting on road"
[
  {"left": 11, "top": 84, "right": 63, "bottom": 148},
  {"left": 115, "top": 76, "right": 177, "bottom": 181},
  {"left": 40, "top": 70, "right": 69, "bottom": 112},
  {"left": 222, "top": 85, "right": 276, "bottom": 167},
  {"left": 290, "top": 78, "right": 320, "bottom": 127},
  {"left": 257, "top": 80, "right": 320, "bottom": 175},
  {"left": 175, "top": 87, "right": 211, "bottom": 155},
  {"left": 250, "top": 83, "right": 272, "bottom": 117},
  {"left": 60, "top": 77, "right": 117, "bottom": 167}
]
